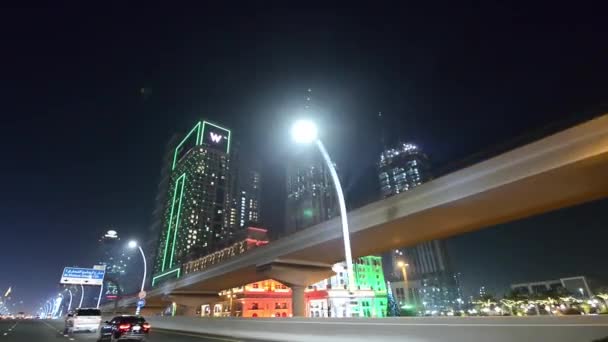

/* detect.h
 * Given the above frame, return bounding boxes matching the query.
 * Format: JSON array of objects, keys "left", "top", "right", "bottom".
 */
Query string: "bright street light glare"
[
  {"left": 128, "top": 240, "right": 138, "bottom": 249},
  {"left": 291, "top": 119, "right": 318, "bottom": 144}
]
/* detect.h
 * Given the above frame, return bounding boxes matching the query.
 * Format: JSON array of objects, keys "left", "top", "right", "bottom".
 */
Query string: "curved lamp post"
[
  {"left": 290, "top": 119, "right": 356, "bottom": 316},
  {"left": 128, "top": 240, "right": 147, "bottom": 315},
  {"left": 397, "top": 261, "right": 410, "bottom": 305},
  {"left": 65, "top": 289, "right": 73, "bottom": 312},
  {"left": 96, "top": 282, "right": 103, "bottom": 309},
  {"left": 79, "top": 284, "right": 84, "bottom": 308}
]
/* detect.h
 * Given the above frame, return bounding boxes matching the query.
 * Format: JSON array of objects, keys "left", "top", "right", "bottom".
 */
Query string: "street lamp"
[
  {"left": 65, "top": 289, "right": 73, "bottom": 312},
  {"left": 290, "top": 119, "right": 356, "bottom": 315},
  {"left": 397, "top": 261, "right": 410, "bottom": 305},
  {"left": 128, "top": 240, "right": 147, "bottom": 315},
  {"left": 96, "top": 282, "right": 104, "bottom": 309},
  {"left": 79, "top": 284, "right": 84, "bottom": 308}
]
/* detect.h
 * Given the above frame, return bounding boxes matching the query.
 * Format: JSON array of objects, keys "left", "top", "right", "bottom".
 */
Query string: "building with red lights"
[{"left": 203, "top": 279, "right": 292, "bottom": 318}]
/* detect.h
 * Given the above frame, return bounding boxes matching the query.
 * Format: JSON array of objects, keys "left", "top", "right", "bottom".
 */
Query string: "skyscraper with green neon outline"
[{"left": 152, "top": 120, "right": 235, "bottom": 286}]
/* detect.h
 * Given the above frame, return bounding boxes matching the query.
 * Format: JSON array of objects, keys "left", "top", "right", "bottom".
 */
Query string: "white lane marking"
[
  {"left": 3, "top": 321, "right": 19, "bottom": 335},
  {"left": 155, "top": 329, "right": 242, "bottom": 342},
  {"left": 242, "top": 320, "right": 608, "bottom": 327},
  {"left": 0, "top": 321, "right": 17, "bottom": 336},
  {"left": 41, "top": 320, "right": 63, "bottom": 332}
]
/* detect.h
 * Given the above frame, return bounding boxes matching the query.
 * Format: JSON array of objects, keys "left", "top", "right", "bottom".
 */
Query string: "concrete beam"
[
  {"left": 256, "top": 259, "right": 334, "bottom": 317},
  {"left": 256, "top": 259, "right": 335, "bottom": 287}
]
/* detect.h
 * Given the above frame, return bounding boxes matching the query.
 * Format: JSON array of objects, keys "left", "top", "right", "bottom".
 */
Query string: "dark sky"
[{"left": 1, "top": 3, "right": 607, "bottom": 311}]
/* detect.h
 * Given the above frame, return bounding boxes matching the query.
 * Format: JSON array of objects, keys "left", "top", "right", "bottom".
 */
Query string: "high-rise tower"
[
  {"left": 98, "top": 229, "right": 128, "bottom": 299},
  {"left": 284, "top": 89, "right": 338, "bottom": 235},
  {"left": 378, "top": 142, "right": 461, "bottom": 312},
  {"left": 285, "top": 150, "right": 338, "bottom": 234},
  {"left": 239, "top": 170, "right": 261, "bottom": 228},
  {"left": 378, "top": 143, "right": 432, "bottom": 198},
  {"left": 152, "top": 120, "right": 235, "bottom": 286}
]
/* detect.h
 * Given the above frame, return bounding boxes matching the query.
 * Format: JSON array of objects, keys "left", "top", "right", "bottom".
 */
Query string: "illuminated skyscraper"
[
  {"left": 284, "top": 89, "right": 338, "bottom": 235},
  {"left": 239, "top": 170, "right": 261, "bottom": 227},
  {"left": 285, "top": 149, "right": 338, "bottom": 235},
  {"left": 152, "top": 120, "right": 236, "bottom": 286},
  {"left": 378, "top": 143, "right": 431, "bottom": 197},
  {"left": 378, "top": 143, "right": 461, "bottom": 313},
  {"left": 98, "top": 229, "right": 128, "bottom": 299}
]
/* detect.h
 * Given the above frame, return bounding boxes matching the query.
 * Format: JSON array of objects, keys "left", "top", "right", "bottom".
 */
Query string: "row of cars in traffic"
[
  {"left": 0, "top": 313, "right": 35, "bottom": 320},
  {"left": 64, "top": 308, "right": 151, "bottom": 341}
]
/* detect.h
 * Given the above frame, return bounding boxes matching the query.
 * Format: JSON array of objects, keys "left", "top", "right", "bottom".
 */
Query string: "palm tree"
[
  {"left": 595, "top": 293, "right": 608, "bottom": 312},
  {"left": 500, "top": 299, "right": 523, "bottom": 316},
  {"left": 473, "top": 294, "right": 498, "bottom": 315},
  {"left": 503, "top": 290, "right": 532, "bottom": 316}
]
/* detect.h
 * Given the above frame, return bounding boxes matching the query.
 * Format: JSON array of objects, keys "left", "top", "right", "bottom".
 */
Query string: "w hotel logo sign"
[
  {"left": 209, "top": 132, "right": 223, "bottom": 143},
  {"left": 171, "top": 120, "right": 232, "bottom": 170},
  {"left": 202, "top": 121, "right": 231, "bottom": 154}
]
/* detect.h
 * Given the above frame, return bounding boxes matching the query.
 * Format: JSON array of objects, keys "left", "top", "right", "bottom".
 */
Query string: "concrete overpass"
[{"left": 109, "top": 114, "right": 608, "bottom": 316}]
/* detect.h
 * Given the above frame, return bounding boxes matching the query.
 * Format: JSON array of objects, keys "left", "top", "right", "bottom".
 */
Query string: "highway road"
[
  {"left": 0, "top": 317, "right": 607, "bottom": 341},
  {"left": 0, "top": 319, "right": 261, "bottom": 342}
]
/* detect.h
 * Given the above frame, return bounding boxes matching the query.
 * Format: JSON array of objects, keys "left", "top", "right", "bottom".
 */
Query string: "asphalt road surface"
[
  {"left": 1, "top": 318, "right": 607, "bottom": 342},
  {"left": 0, "top": 319, "right": 265, "bottom": 342}
]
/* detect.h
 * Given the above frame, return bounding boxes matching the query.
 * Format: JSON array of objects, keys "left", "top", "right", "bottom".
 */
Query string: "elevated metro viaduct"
[{"left": 105, "top": 114, "right": 608, "bottom": 317}]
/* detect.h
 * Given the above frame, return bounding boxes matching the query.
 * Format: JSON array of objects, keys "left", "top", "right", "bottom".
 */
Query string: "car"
[
  {"left": 98, "top": 315, "right": 150, "bottom": 341},
  {"left": 65, "top": 308, "right": 102, "bottom": 333}
]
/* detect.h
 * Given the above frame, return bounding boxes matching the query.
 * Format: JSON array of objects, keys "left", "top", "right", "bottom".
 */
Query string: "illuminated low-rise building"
[
  {"left": 306, "top": 256, "right": 388, "bottom": 318},
  {"left": 206, "top": 279, "right": 292, "bottom": 318}
]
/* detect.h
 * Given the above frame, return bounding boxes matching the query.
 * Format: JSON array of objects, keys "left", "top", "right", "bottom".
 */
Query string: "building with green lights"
[
  {"left": 353, "top": 255, "right": 388, "bottom": 317},
  {"left": 306, "top": 256, "right": 388, "bottom": 318},
  {"left": 151, "top": 120, "right": 236, "bottom": 286}
]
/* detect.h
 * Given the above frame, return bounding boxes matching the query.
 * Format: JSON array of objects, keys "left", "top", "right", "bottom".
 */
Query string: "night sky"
[{"left": 1, "top": 3, "right": 607, "bottom": 312}]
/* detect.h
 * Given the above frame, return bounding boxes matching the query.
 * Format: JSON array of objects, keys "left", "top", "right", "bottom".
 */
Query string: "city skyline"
[{"left": 1, "top": 4, "right": 607, "bottom": 314}]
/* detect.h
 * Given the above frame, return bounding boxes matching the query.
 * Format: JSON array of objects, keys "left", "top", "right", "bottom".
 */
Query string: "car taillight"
[
  {"left": 142, "top": 323, "right": 151, "bottom": 329},
  {"left": 118, "top": 324, "right": 131, "bottom": 331}
]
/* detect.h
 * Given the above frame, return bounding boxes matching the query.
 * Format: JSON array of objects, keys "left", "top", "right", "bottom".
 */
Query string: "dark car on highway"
[{"left": 98, "top": 315, "right": 150, "bottom": 341}]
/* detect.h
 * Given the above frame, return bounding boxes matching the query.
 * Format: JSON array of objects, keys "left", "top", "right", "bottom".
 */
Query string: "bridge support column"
[
  {"left": 291, "top": 286, "right": 306, "bottom": 317},
  {"left": 256, "top": 259, "right": 335, "bottom": 317}
]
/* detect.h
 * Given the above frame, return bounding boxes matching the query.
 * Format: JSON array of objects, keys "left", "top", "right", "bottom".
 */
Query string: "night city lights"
[{"left": 1, "top": 3, "right": 608, "bottom": 342}]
